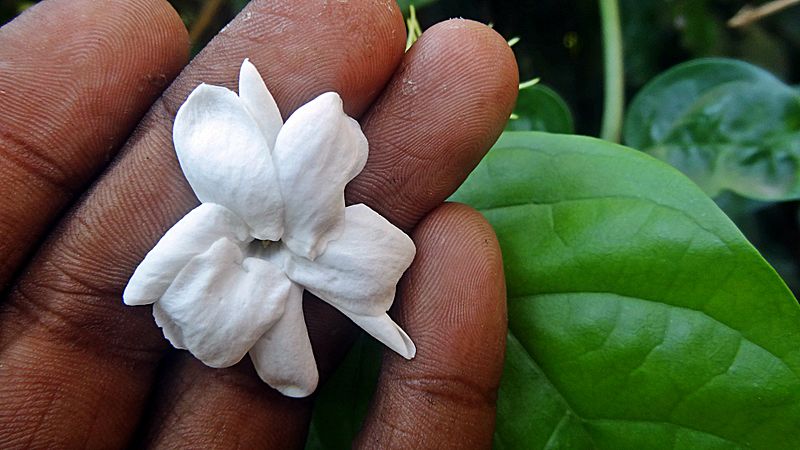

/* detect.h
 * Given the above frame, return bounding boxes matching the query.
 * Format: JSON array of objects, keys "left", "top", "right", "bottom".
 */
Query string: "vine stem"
[{"left": 599, "top": 0, "right": 624, "bottom": 143}]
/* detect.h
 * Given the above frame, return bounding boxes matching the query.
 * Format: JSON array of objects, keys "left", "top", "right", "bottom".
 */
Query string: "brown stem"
[
  {"left": 728, "top": 0, "right": 800, "bottom": 28},
  {"left": 188, "top": 0, "right": 225, "bottom": 44}
]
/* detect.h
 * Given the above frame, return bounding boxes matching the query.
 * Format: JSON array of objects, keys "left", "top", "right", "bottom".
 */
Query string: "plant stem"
[
  {"left": 405, "top": 5, "right": 422, "bottom": 51},
  {"left": 599, "top": 0, "right": 624, "bottom": 143}
]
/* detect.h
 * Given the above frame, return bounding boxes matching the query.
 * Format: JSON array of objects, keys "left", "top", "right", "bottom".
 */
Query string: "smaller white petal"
[
  {"left": 273, "top": 92, "right": 368, "bottom": 260},
  {"left": 283, "top": 204, "right": 416, "bottom": 359},
  {"left": 341, "top": 311, "right": 416, "bottom": 359},
  {"left": 249, "top": 284, "right": 318, "bottom": 398},
  {"left": 284, "top": 204, "right": 415, "bottom": 316},
  {"left": 123, "top": 203, "right": 250, "bottom": 306},
  {"left": 155, "top": 238, "right": 293, "bottom": 368},
  {"left": 173, "top": 83, "right": 284, "bottom": 240},
  {"left": 239, "top": 59, "right": 283, "bottom": 149}
]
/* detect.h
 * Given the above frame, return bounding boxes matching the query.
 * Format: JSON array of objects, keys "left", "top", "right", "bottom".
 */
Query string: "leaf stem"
[{"left": 599, "top": 0, "right": 624, "bottom": 143}]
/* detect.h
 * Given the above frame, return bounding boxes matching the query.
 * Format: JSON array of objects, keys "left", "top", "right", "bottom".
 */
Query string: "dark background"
[{"left": 2, "top": 0, "right": 799, "bottom": 134}]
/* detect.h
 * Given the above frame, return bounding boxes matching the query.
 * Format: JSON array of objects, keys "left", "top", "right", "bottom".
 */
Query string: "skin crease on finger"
[
  {"left": 0, "top": 3, "right": 518, "bottom": 450},
  {"left": 0, "top": 0, "right": 407, "bottom": 448},
  {"left": 139, "top": 20, "right": 517, "bottom": 449},
  {"left": 0, "top": 0, "right": 189, "bottom": 292},
  {"left": 355, "top": 203, "right": 506, "bottom": 450}
]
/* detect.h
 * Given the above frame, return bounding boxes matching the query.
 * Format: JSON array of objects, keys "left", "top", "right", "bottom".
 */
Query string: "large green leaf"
[
  {"left": 506, "top": 85, "right": 574, "bottom": 134},
  {"left": 450, "top": 132, "right": 800, "bottom": 449},
  {"left": 307, "top": 131, "right": 800, "bottom": 448},
  {"left": 624, "top": 58, "right": 800, "bottom": 201}
]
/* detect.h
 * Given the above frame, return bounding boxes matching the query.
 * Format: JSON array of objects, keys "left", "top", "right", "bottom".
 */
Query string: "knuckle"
[
  {"left": 396, "top": 371, "right": 499, "bottom": 412},
  {"left": 0, "top": 130, "right": 76, "bottom": 196},
  {"left": 4, "top": 254, "right": 165, "bottom": 362}
]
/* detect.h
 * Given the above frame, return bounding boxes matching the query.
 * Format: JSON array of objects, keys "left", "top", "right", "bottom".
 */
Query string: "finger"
[
  {"left": 349, "top": 20, "right": 520, "bottom": 231},
  {"left": 132, "top": 355, "right": 313, "bottom": 449},
  {"left": 0, "top": 0, "right": 188, "bottom": 291},
  {"left": 140, "top": 19, "right": 517, "bottom": 447},
  {"left": 304, "top": 17, "right": 519, "bottom": 377},
  {"left": 355, "top": 203, "right": 506, "bottom": 449},
  {"left": 0, "top": 1, "right": 405, "bottom": 447}
]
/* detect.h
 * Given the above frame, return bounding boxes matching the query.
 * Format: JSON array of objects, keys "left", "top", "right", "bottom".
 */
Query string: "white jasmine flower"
[{"left": 123, "top": 59, "right": 416, "bottom": 398}]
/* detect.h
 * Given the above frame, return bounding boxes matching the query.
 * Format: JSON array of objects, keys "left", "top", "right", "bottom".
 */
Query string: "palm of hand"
[{"left": 0, "top": 0, "right": 516, "bottom": 448}]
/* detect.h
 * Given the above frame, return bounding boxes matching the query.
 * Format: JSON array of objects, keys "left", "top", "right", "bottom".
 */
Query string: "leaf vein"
[{"left": 512, "top": 291, "right": 800, "bottom": 381}]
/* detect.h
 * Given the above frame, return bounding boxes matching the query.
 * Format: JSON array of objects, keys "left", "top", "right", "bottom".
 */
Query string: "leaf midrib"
[{"left": 476, "top": 195, "right": 735, "bottom": 250}]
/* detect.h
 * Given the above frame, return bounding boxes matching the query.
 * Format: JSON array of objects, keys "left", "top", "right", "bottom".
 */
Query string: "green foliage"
[
  {"left": 625, "top": 58, "right": 800, "bottom": 201},
  {"left": 405, "top": 4, "right": 423, "bottom": 51},
  {"left": 309, "top": 132, "right": 800, "bottom": 448},
  {"left": 305, "top": 338, "right": 381, "bottom": 449},
  {"left": 452, "top": 132, "right": 800, "bottom": 449},
  {"left": 506, "top": 85, "right": 575, "bottom": 134}
]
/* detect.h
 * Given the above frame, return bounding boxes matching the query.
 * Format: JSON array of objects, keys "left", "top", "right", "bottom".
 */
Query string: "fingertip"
[
  {"left": 414, "top": 202, "right": 505, "bottom": 280},
  {"left": 408, "top": 202, "right": 507, "bottom": 370},
  {"left": 348, "top": 20, "right": 519, "bottom": 231},
  {"left": 415, "top": 201, "right": 505, "bottom": 272},
  {"left": 356, "top": 202, "right": 507, "bottom": 448},
  {"left": 416, "top": 19, "right": 520, "bottom": 133},
  {"left": 302, "top": 0, "right": 407, "bottom": 116},
  {"left": 136, "top": 0, "right": 191, "bottom": 66}
]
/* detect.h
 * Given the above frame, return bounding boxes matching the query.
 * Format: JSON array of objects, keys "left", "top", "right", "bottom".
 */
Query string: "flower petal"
[
  {"left": 239, "top": 59, "right": 283, "bottom": 149},
  {"left": 249, "top": 283, "right": 318, "bottom": 398},
  {"left": 273, "top": 92, "right": 368, "bottom": 260},
  {"left": 341, "top": 310, "right": 416, "bottom": 359},
  {"left": 173, "top": 83, "right": 284, "bottom": 240},
  {"left": 283, "top": 204, "right": 416, "bottom": 357},
  {"left": 123, "top": 203, "right": 250, "bottom": 306},
  {"left": 154, "top": 238, "right": 293, "bottom": 368}
]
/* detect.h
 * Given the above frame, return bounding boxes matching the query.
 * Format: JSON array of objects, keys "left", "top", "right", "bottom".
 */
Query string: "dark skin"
[{"left": 0, "top": 0, "right": 518, "bottom": 448}]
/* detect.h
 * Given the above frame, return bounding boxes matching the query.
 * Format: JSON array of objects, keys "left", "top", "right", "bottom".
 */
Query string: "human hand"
[{"left": 0, "top": 0, "right": 517, "bottom": 448}]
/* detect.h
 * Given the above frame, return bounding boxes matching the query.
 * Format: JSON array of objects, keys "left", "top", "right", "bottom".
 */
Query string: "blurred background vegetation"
[
  {"left": 3, "top": 0, "right": 798, "bottom": 134},
  {"left": 3, "top": 0, "right": 800, "bottom": 288}
]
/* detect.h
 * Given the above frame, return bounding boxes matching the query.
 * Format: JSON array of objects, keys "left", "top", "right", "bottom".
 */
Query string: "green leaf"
[
  {"left": 672, "top": 0, "right": 724, "bottom": 57},
  {"left": 305, "top": 336, "right": 381, "bottom": 449},
  {"left": 624, "top": 58, "right": 781, "bottom": 149},
  {"left": 506, "top": 85, "right": 575, "bottom": 134},
  {"left": 624, "top": 58, "right": 800, "bottom": 201},
  {"left": 450, "top": 131, "right": 800, "bottom": 449}
]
